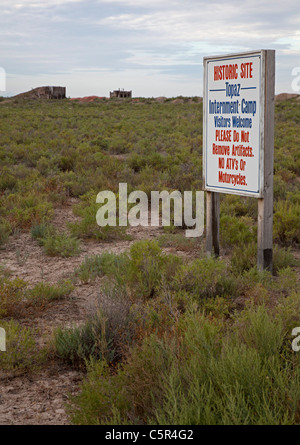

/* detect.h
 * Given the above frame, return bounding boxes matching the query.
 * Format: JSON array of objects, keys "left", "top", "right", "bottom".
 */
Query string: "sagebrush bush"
[
  {"left": 220, "top": 214, "right": 255, "bottom": 249},
  {"left": 0, "top": 320, "right": 45, "bottom": 374},
  {"left": 0, "top": 277, "right": 28, "bottom": 318},
  {"left": 74, "top": 252, "right": 130, "bottom": 284},
  {"left": 31, "top": 222, "right": 54, "bottom": 245},
  {"left": 272, "top": 245, "right": 297, "bottom": 274},
  {"left": 0, "top": 277, "right": 73, "bottom": 317},
  {"left": 127, "top": 241, "right": 183, "bottom": 299},
  {"left": 68, "top": 306, "right": 300, "bottom": 425},
  {"left": 54, "top": 314, "right": 109, "bottom": 367},
  {"left": 173, "top": 256, "right": 238, "bottom": 301},
  {"left": 230, "top": 242, "right": 257, "bottom": 275},
  {"left": 42, "top": 231, "right": 80, "bottom": 257},
  {"left": 128, "top": 240, "right": 165, "bottom": 299},
  {"left": 0, "top": 219, "right": 12, "bottom": 246},
  {"left": 274, "top": 200, "right": 300, "bottom": 245},
  {"left": 69, "top": 193, "right": 128, "bottom": 241},
  {"left": 28, "top": 280, "right": 74, "bottom": 305},
  {"left": 55, "top": 282, "right": 138, "bottom": 367}
]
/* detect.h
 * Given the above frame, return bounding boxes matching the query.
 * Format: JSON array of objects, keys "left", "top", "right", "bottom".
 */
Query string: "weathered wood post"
[
  {"left": 257, "top": 50, "right": 275, "bottom": 272},
  {"left": 206, "top": 191, "right": 220, "bottom": 257}
]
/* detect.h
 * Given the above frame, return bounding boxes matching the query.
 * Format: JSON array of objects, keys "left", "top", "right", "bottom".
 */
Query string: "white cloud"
[
  {"left": 1, "top": 0, "right": 300, "bottom": 95},
  {"left": 97, "top": 7, "right": 295, "bottom": 44},
  {"left": 2, "top": 0, "right": 83, "bottom": 8}
]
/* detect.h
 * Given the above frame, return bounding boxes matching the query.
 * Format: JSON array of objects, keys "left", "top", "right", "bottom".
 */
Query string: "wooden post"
[
  {"left": 257, "top": 50, "right": 275, "bottom": 272},
  {"left": 206, "top": 191, "right": 220, "bottom": 257}
]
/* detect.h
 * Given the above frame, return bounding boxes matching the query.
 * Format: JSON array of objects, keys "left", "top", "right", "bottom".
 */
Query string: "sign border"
[{"left": 203, "top": 50, "right": 266, "bottom": 198}]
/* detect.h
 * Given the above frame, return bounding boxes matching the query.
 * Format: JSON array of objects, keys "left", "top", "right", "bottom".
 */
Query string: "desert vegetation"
[{"left": 0, "top": 96, "right": 299, "bottom": 425}]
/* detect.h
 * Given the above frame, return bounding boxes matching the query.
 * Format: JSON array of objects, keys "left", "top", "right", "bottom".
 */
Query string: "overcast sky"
[{"left": 1, "top": 0, "right": 300, "bottom": 97}]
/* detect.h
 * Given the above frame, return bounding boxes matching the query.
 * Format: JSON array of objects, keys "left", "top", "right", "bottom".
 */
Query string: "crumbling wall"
[{"left": 110, "top": 89, "right": 132, "bottom": 99}]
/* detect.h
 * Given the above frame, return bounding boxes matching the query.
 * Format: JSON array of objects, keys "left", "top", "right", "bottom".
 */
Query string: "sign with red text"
[{"left": 203, "top": 51, "right": 264, "bottom": 197}]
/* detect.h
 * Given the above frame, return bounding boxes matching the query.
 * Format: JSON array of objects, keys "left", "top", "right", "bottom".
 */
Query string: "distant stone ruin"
[
  {"left": 14, "top": 86, "right": 66, "bottom": 100},
  {"left": 110, "top": 88, "right": 132, "bottom": 99},
  {"left": 32, "top": 86, "right": 66, "bottom": 99}
]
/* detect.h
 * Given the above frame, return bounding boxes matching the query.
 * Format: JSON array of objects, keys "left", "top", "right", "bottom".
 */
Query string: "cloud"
[
  {"left": 0, "top": 0, "right": 300, "bottom": 96},
  {"left": 2, "top": 0, "right": 83, "bottom": 8}
]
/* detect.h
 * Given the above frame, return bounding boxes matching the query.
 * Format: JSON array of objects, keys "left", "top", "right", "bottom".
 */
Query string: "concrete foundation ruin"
[{"left": 110, "top": 89, "right": 132, "bottom": 99}]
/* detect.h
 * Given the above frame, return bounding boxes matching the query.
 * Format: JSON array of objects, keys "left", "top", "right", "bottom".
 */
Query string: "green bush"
[
  {"left": 68, "top": 307, "right": 300, "bottom": 425},
  {"left": 272, "top": 245, "right": 297, "bottom": 274},
  {"left": 0, "top": 218, "right": 11, "bottom": 246},
  {"left": 272, "top": 267, "right": 299, "bottom": 296},
  {"left": 274, "top": 200, "right": 300, "bottom": 245},
  {"left": 54, "top": 314, "right": 109, "bottom": 367},
  {"left": 28, "top": 280, "right": 74, "bottom": 305},
  {"left": 74, "top": 252, "right": 130, "bottom": 284},
  {"left": 230, "top": 242, "right": 257, "bottom": 275},
  {"left": 128, "top": 240, "right": 167, "bottom": 299},
  {"left": 31, "top": 222, "right": 54, "bottom": 245},
  {"left": 4, "top": 192, "right": 53, "bottom": 230},
  {"left": 220, "top": 214, "right": 255, "bottom": 249},
  {"left": 157, "top": 233, "right": 199, "bottom": 251},
  {"left": 0, "top": 320, "right": 45, "bottom": 374},
  {"left": 42, "top": 231, "right": 80, "bottom": 257},
  {"left": 173, "top": 256, "right": 238, "bottom": 301},
  {"left": 0, "top": 277, "right": 28, "bottom": 318},
  {"left": 69, "top": 193, "right": 128, "bottom": 241},
  {"left": 0, "top": 276, "right": 74, "bottom": 317},
  {"left": 55, "top": 284, "right": 136, "bottom": 367}
]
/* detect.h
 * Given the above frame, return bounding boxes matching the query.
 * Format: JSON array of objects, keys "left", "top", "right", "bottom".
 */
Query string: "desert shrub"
[
  {"left": 274, "top": 200, "right": 300, "bottom": 245},
  {"left": 28, "top": 280, "right": 74, "bottom": 305},
  {"left": 200, "top": 296, "right": 236, "bottom": 319},
  {"left": 173, "top": 256, "right": 238, "bottom": 301},
  {"left": 42, "top": 231, "right": 80, "bottom": 257},
  {"left": 0, "top": 320, "right": 45, "bottom": 374},
  {"left": 68, "top": 306, "right": 299, "bottom": 425},
  {"left": 66, "top": 359, "right": 129, "bottom": 425},
  {"left": 74, "top": 252, "right": 130, "bottom": 284},
  {"left": 275, "top": 291, "right": 300, "bottom": 334},
  {"left": 220, "top": 194, "right": 257, "bottom": 218},
  {"left": 75, "top": 244, "right": 182, "bottom": 296},
  {"left": 230, "top": 242, "right": 257, "bottom": 275},
  {"left": 31, "top": 222, "right": 55, "bottom": 245},
  {"left": 239, "top": 267, "right": 273, "bottom": 291},
  {"left": 97, "top": 281, "right": 139, "bottom": 358},
  {"left": 272, "top": 267, "right": 299, "bottom": 296},
  {"left": 4, "top": 192, "right": 53, "bottom": 229},
  {"left": 157, "top": 233, "right": 199, "bottom": 251},
  {"left": 0, "top": 277, "right": 27, "bottom": 318},
  {"left": 128, "top": 240, "right": 164, "bottom": 298},
  {"left": 67, "top": 333, "right": 177, "bottom": 425},
  {"left": 220, "top": 214, "right": 255, "bottom": 249},
  {"left": 272, "top": 245, "right": 297, "bottom": 274},
  {"left": 55, "top": 284, "right": 136, "bottom": 367},
  {"left": 69, "top": 195, "right": 127, "bottom": 241},
  {"left": 0, "top": 218, "right": 11, "bottom": 246},
  {"left": 31, "top": 222, "right": 80, "bottom": 257},
  {"left": 128, "top": 240, "right": 173, "bottom": 299},
  {"left": 0, "top": 276, "right": 74, "bottom": 317},
  {"left": 233, "top": 305, "right": 285, "bottom": 359},
  {"left": 54, "top": 314, "right": 109, "bottom": 367}
]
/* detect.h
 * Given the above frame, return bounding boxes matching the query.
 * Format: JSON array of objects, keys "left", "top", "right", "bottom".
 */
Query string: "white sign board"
[{"left": 203, "top": 51, "right": 264, "bottom": 197}]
